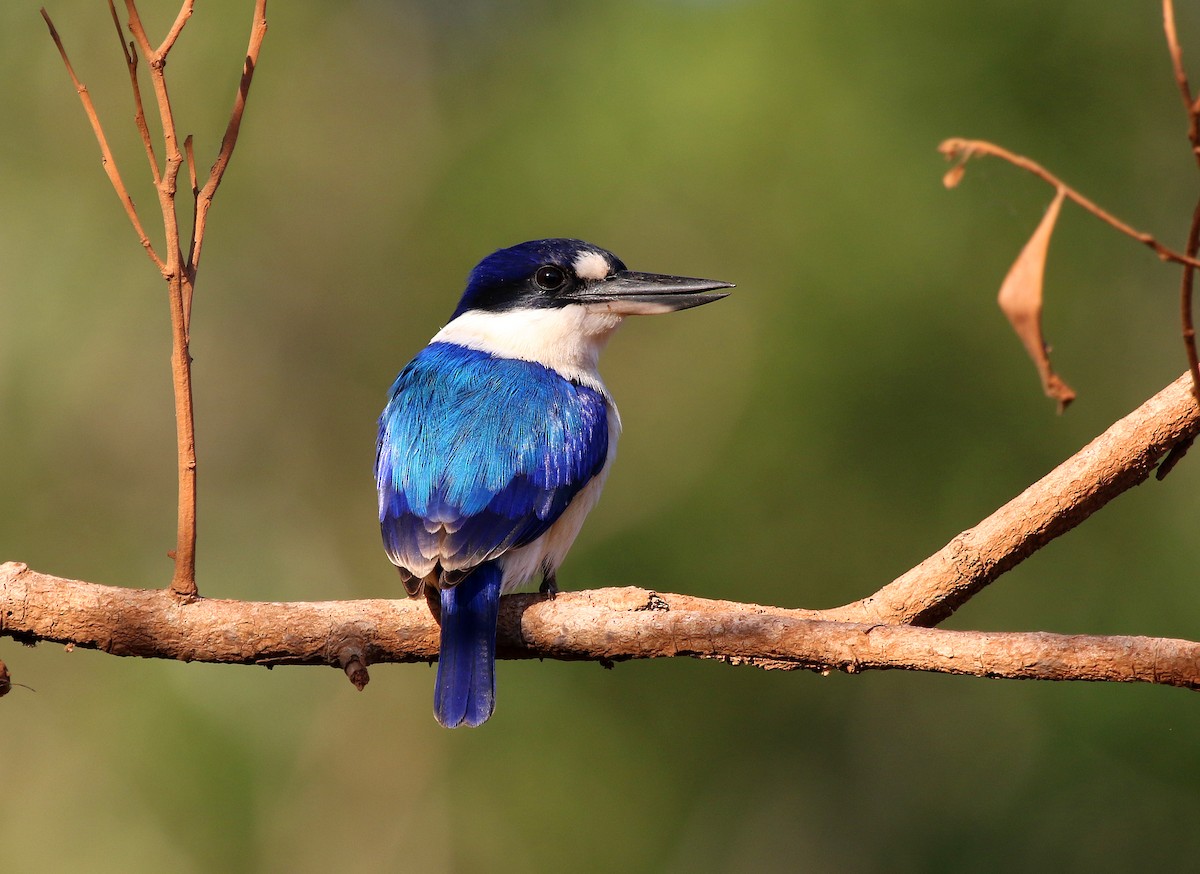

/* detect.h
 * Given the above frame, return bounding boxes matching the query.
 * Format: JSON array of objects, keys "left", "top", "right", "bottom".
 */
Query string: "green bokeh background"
[{"left": 4, "top": 1, "right": 1200, "bottom": 870}]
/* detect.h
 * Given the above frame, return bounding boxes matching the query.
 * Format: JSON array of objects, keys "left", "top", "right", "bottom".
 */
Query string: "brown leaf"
[
  {"left": 943, "top": 162, "right": 966, "bottom": 189},
  {"left": 997, "top": 188, "right": 1076, "bottom": 412}
]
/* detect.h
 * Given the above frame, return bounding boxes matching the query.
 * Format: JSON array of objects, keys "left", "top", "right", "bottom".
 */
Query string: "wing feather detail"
[{"left": 375, "top": 343, "right": 608, "bottom": 586}]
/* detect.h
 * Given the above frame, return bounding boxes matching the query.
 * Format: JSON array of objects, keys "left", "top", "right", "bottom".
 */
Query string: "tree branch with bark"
[
  {"left": 4, "top": 371, "right": 1198, "bottom": 691},
  {"left": 40, "top": 0, "right": 268, "bottom": 600},
  {"left": 5, "top": 2, "right": 1200, "bottom": 699}
]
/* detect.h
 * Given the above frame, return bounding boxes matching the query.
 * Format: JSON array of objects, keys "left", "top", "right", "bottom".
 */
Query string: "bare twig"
[
  {"left": 943, "top": 127, "right": 1200, "bottom": 397},
  {"left": 121, "top": 1, "right": 195, "bottom": 598},
  {"left": 940, "top": 138, "right": 1200, "bottom": 270},
  {"left": 47, "top": 2, "right": 268, "bottom": 600},
  {"left": 187, "top": 0, "right": 268, "bottom": 289},
  {"left": 1180, "top": 194, "right": 1200, "bottom": 397},
  {"left": 106, "top": 0, "right": 159, "bottom": 187},
  {"left": 155, "top": 0, "right": 193, "bottom": 58},
  {"left": 183, "top": 134, "right": 198, "bottom": 327},
  {"left": 40, "top": 7, "right": 164, "bottom": 271},
  {"left": 1164, "top": 0, "right": 1200, "bottom": 164},
  {"left": 1163, "top": 0, "right": 1200, "bottom": 397}
]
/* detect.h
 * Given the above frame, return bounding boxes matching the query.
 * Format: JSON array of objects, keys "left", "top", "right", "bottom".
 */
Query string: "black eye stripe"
[{"left": 534, "top": 265, "right": 567, "bottom": 291}]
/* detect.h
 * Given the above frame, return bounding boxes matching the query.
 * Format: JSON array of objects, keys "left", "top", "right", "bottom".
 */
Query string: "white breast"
[{"left": 431, "top": 305, "right": 624, "bottom": 391}]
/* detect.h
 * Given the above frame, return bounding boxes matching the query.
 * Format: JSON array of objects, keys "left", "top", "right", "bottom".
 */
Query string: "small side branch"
[
  {"left": 46, "top": 2, "right": 269, "bottom": 600},
  {"left": 940, "top": 138, "right": 1200, "bottom": 270},
  {"left": 1163, "top": 0, "right": 1200, "bottom": 396},
  {"left": 40, "top": 7, "right": 164, "bottom": 272},
  {"left": 187, "top": 0, "right": 268, "bottom": 290},
  {"left": 106, "top": 0, "right": 160, "bottom": 188},
  {"left": 1164, "top": 0, "right": 1200, "bottom": 166},
  {"left": 827, "top": 371, "right": 1200, "bottom": 626}
]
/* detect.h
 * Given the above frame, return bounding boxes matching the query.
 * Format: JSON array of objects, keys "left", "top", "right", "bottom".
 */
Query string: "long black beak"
[{"left": 573, "top": 270, "right": 733, "bottom": 315}]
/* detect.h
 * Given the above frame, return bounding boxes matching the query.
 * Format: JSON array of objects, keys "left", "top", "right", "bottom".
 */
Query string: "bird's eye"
[{"left": 533, "top": 265, "right": 567, "bottom": 291}]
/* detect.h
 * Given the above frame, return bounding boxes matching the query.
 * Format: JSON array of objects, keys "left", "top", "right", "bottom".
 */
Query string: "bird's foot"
[
  {"left": 539, "top": 571, "right": 559, "bottom": 598},
  {"left": 424, "top": 584, "right": 442, "bottom": 621}
]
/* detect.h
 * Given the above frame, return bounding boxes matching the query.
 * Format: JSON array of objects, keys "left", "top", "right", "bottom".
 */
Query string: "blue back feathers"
[{"left": 375, "top": 342, "right": 609, "bottom": 581}]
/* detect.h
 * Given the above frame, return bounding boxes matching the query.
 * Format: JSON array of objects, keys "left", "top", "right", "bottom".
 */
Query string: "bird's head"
[
  {"left": 450, "top": 239, "right": 732, "bottom": 321},
  {"left": 434, "top": 239, "right": 731, "bottom": 381}
]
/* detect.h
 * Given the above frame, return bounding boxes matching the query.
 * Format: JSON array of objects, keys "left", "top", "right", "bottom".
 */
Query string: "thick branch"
[
  {"left": 5, "top": 372, "right": 1200, "bottom": 691},
  {"left": 3, "top": 564, "right": 1198, "bottom": 692},
  {"left": 826, "top": 371, "right": 1200, "bottom": 626}
]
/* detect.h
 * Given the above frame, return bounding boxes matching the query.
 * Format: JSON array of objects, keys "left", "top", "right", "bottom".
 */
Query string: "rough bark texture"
[
  {"left": 4, "top": 372, "right": 1200, "bottom": 693},
  {"left": 3, "top": 564, "right": 1200, "bottom": 691}
]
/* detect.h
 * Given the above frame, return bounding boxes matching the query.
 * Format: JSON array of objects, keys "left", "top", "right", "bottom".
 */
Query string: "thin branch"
[
  {"left": 40, "top": 8, "right": 164, "bottom": 272},
  {"left": 107, "top": 0, "right": 160, "bottom": 187},
  {"left": 47, "top": 2, "right": 268, "bottom": 599},
  {"left": 119, "top": 1, "right": 196, "bottom": 599},
  {"left": 124, "top": 1, "right": 186, "bottom": 249},
  {"left": 187, "top": 0, "right": 268, "bottom": 286},
  {"left": 940, "top": 138, "right": 1200, "bottom": 270},
  {"left": 2, "top": 565, "right": 1198, "bottom": 693},
  {"left": 1180, "top": 195, "right": 1200, "bottom": 396},
  {"left": 155, "top": 0, "right": 193, "bottom": 58},
  {"left": 943, "top": 131, "right": 1200, "bottom": 397},
  {"left": 1164, "top": 0, "right": 1200, "bottom": 166},
  {"left": 183, "top": 134, "right": 198, "bottom": 329},
  {"left": 106, "top": 0, "right": 133, "bottom": 68},
  {"left": 1163, "top": 0, "right": 1200, "bottom": 397}
]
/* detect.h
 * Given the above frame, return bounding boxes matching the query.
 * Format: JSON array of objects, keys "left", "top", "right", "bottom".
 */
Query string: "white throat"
[{"left": 431, "top": 305, "right": 623, "bottom": 388}]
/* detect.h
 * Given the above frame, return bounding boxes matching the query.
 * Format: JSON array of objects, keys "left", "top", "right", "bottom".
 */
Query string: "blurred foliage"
[{"left": 3, "top": 1, "right": 1200, "bottom": 871}]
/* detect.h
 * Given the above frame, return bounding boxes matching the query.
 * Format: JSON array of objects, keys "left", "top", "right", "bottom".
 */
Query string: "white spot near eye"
[{"left": 573, "top": 251, "right": 611, "bottom": 281}]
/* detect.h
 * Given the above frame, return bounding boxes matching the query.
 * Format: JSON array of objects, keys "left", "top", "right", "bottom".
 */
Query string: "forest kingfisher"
[{"left": 374, "top": 239, "right": 731, "bottom": 727}]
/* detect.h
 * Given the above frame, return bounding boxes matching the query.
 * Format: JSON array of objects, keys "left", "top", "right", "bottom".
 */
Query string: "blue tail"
[{"left": 434, "top": 562, "right": 503, "bottom": 728}]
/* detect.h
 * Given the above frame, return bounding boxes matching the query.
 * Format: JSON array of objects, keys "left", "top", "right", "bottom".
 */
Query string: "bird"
[{"left": 374, "top": 238, "right": 731, "bottom": 727}]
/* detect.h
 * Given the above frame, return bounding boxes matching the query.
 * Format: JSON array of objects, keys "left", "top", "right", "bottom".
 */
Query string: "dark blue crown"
[{"left": 451, "top": 239, "right": 624, "bottom": 319}]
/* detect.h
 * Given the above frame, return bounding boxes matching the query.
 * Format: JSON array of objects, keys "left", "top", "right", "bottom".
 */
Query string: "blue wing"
[{"left": 375, "top": 342, "right": 609, "bottom": 589}]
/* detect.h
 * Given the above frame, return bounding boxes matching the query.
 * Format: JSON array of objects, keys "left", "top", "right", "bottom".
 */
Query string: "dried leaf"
[
  {"left": 943, "top": 162, "right": 966, "bottom": 189},
  {"left": 997, "top": 188, "right": 1076, "bottom": 412}
]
